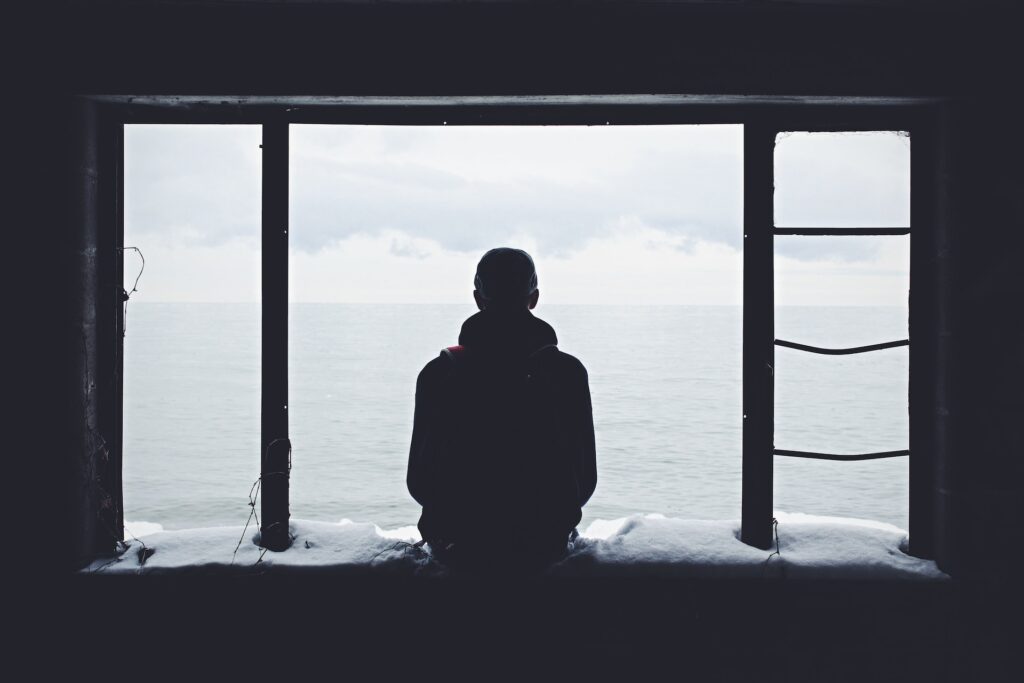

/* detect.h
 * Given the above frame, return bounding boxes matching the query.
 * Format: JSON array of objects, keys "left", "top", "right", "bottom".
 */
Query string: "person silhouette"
[{"left": 407, "top": 247, "right": 597, "bottom": 574}]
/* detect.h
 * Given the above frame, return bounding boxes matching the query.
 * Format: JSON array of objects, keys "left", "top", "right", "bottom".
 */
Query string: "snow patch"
[
  {"left": 374, "top": 524, "right": 421, "bottom": 540},
  {"left": 84, "top": 514, "right": 946, "bottom": 580},
  {"left": 775, "top": 511, "right": 905, "bottom": 534},
  {"left": 581, "top": 517, "right": 630, "bottom": 539},
  {"left": 553, "top": 512, "right": 943, "bottom": 579}
]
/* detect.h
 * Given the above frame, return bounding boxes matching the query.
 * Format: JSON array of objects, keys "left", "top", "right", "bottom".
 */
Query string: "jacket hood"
[{"left": 458, "top": 309, "right": 557, "bottom": 357}]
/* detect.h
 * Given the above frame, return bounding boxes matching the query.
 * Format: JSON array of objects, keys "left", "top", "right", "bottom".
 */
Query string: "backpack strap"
[{"left": 527, "top": 343, "right": 558, "bottom": 359}]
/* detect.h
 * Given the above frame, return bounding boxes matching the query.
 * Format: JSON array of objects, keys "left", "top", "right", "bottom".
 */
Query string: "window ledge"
[{"left": 84, "top": 513, "right": 946, "bottom": 580}]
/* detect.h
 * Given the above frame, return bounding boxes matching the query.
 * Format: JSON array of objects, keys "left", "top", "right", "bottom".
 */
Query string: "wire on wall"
[
  {"left": 121, "top": 246, "right": 145, "bottom": 337},
  {"left": 232, "top": 438, "right": 292, "bottom": 566}
]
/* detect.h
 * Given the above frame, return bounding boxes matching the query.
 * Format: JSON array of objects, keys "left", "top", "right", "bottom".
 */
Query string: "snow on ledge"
[{"left": 86, "top": 513, "right": 947, "bottom": 580}]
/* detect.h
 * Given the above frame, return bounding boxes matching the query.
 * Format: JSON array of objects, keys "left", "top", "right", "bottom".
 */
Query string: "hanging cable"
[
  {"left": 761, "top": 517, "right": 783, "bottom": 577},
  {"left": 121, "top": 246, "right": 145, "bottom": 337}
]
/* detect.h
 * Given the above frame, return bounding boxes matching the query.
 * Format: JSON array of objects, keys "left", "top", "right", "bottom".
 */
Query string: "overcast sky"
[{"left": 124, "top": 124, "right": 910, "bottom": 306}]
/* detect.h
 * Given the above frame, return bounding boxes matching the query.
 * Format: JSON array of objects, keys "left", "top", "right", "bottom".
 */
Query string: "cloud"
[
  {"left": 124, "top": 124, "right": 911, "bottom": 270},
  {"left": 287, "top": 224, "right": 744, "bottom": 306},
  {"left": 288, "top": 125, "right": 744, "bottom": 255},
  {"left": 772, "top": 131, "right": 910, "bottom": 263},
  {"left": 387, "top": 232, "right": 436, "bottom": 259},
  {"left": 775, "top": 235, "right": 910, "bottom": 307},
  {"left": 126, "top": 124, "right": 746, "bottom": 256},
  {"left": 774, "top": 130, "right": 910, "bottom": 229},
  {"left": 125, "top": 125, "right": 262, "bottom": 247},
  {"left": 126, "top": 221, "right": 909, "bottom": 307}
]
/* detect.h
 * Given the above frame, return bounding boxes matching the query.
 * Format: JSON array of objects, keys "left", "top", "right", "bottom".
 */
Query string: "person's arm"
[
  {"left": 407, "top": 362, "right": 439, "bottom": 507},
  {"left": 575, "top": 363, "right": 598, "bottom": 507}
]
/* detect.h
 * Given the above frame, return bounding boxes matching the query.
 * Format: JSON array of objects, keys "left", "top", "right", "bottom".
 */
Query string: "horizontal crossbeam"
[
  {"left": 774, "top": 448, "right": 909, "bottom": 461},
  {"left": 773, "top": 227, "right": 910, "bottom": 236},
  {"left": 775, "top": 339, "right": 909, "bottom": 355}
]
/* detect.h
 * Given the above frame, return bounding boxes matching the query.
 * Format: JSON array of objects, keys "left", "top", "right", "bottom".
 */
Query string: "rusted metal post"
[
  {"left": 69, "top": 98, "right": 126, "bottom": 566},
  {"left": 741, "top": 122, "right": 775, "bottom": 550},
  {"left": 261, "top": 121, "right": 291, "bottom": 551},
  {"left": 97, "top": 112, "right": 126, "bottom": 546}
]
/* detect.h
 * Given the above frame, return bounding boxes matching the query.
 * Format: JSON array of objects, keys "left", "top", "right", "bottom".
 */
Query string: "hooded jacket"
[{"left": 407, "top": 308, "right": 597, "bottom": 565}]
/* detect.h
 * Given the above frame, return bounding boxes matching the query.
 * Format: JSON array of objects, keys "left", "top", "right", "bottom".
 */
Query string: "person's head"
[{"left": 473, "top": 247, "right": 540, "bottom": 313}]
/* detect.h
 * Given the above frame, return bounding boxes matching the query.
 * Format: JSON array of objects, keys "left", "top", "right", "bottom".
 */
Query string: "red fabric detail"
[{"left": 446, "top": 345, "right": 465, "bottom": 354}]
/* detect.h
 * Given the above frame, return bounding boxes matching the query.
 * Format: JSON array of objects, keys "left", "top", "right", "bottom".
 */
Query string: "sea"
[{"left": 123, "top": 303, "right": 910, "bottom": 534}]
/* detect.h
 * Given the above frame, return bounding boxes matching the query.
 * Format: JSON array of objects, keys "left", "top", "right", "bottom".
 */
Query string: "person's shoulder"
[
  {"left": 550, "top": 348, "right": 589, "bottom": 380},
  {"left": 416, "top": 353, "right": 450, "bottom": 385}
]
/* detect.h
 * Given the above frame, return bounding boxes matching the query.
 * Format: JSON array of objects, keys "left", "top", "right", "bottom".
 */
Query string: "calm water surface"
[{"left": 123, "top": 303, "right": 909, "bottom": 532}]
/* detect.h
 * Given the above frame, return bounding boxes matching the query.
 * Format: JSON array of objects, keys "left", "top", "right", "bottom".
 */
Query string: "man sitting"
[{"left": 407, "top": 247, "right": 597, "bottom": 574}]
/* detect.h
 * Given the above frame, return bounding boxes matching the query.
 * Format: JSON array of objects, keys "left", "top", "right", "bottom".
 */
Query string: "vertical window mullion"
[
  {"left": 741, "top": 123, "right": 776, "bottom": 550},
  {"left": 110, "top": 118, "right": 126, "bottom": 545},
  {"left": 909, "top": 120, "right": 938, "bottom": 560},
  {"left": 261, "top": 121, "right": 291, "bottom": 551}
]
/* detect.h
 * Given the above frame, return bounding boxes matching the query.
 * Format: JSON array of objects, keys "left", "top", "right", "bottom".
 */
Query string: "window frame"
[
  {"left": 743, "top": 121, "right": 931, "bottom": 553},
  {"left": 98, "top": 97, "right": 941, "bottom": 559}
]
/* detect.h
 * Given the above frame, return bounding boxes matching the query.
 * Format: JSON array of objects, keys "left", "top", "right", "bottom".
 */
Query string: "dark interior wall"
[
  {"left": 942, "top": 100, "right": 1024, "bottom": 582},
  {"left": 13, "top": 1, "right": 1022, "bottom": 98},
  {"left": 12, "top": 1, "right": 1022, "bottom": 578}
]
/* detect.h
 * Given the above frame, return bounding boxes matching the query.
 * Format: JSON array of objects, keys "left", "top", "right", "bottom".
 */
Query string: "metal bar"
[
  {"left": 773, "top": 227, "right": 910, "bottom": 236},
  {"left": 94, "top": 109, "right": 125, "bottom": 548},
  {"left": 100, "top": 97, "right": 932, "bottom": 127},
  {"left": 261, "top": 121, "right": 291, "bottom": 552},
  {"left": 741, "top": 123, "right": 776, "bottom": 550},
  {"left": 908, "top": 115, "right": 941, "bottom": 560},
  {"left": 775, "top": 449, "right": 909, "bottom": 461},
  {"left": 774, "top": 339, "right": 909, "bottom": 355}
]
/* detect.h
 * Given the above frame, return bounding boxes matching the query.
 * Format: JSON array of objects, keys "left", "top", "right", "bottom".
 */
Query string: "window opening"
[
  {"left": 741, "top": 126, "right": 915, "bottom": 548},
  {"left": 117, "top": 112, "right": 931, "bottom": 562},
  {"left": 122, "top": 124, "right": 263, "bottom": 533},
  {"left": 287, "top": 124, "right": 745, "bottom": 532}
]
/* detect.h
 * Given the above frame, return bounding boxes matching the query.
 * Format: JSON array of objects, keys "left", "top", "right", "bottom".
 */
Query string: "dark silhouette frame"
[{"left": 83, "top": 95, "right": 945, "bottom": 562}]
